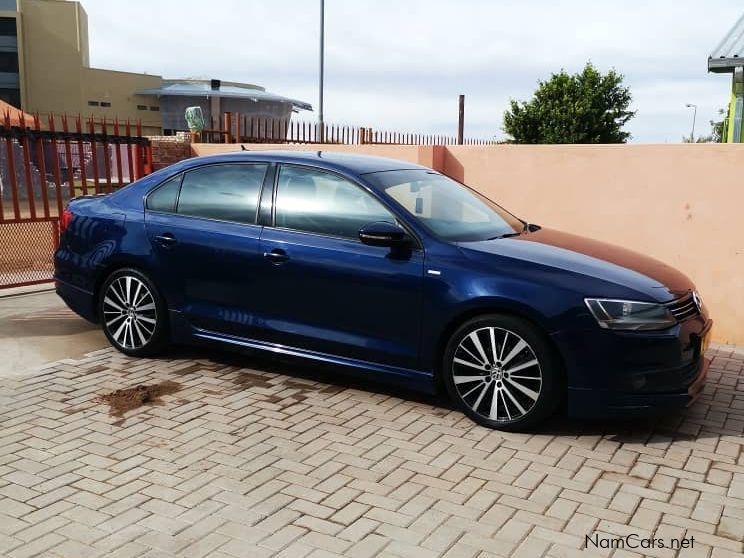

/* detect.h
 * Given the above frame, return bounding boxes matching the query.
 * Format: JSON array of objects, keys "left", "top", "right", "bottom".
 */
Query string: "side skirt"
[{"left": 168, "top": 310, "right": 436, "bottom": 394}]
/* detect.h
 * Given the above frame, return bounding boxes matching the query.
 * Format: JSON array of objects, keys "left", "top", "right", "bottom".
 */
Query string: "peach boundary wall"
[{"left": 192, "top": 142, "right": 744, "bottom": 346}]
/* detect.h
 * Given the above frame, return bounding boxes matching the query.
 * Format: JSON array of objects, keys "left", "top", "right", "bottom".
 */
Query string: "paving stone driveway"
[{"left": 0, "top": 343, "right": 743, "bottom": 558}]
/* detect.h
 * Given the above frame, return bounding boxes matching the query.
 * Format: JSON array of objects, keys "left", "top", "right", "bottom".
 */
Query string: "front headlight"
[{"left": 584, "top": 298, "right": 676, "bottom": 331}]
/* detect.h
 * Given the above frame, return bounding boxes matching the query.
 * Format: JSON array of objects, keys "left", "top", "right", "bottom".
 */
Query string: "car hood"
[{"left": 458, "top": 227, "right": 693, "bottom": 302}]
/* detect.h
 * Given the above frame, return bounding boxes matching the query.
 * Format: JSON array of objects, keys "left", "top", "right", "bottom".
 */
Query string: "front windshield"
[{"left": 365, "top": 169, "right": 524, "bottom": 242}]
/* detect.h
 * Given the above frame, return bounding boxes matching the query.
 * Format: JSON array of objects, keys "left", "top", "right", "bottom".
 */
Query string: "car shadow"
[
  {"left": 153, "top": 344, "right": 725, "bottom": 443},
  {"left": 530, "top": 414, "right": 705, "bottom": 443}
]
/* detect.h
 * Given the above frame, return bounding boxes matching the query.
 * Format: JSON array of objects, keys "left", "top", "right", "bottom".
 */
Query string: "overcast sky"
[{"left": 83, "top": 0, "right": 741, "bottom": 143}]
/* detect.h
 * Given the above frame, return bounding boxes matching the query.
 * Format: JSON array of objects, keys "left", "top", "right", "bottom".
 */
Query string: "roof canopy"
[
  {"left": 136, "top": 79, "right": 312, "bottom": 111},
  {"left": 0, "top": 100, "right": 35, "bottom": 127},
  {"left": 709, "top": 12, "right": 744, "bottom": 72}
]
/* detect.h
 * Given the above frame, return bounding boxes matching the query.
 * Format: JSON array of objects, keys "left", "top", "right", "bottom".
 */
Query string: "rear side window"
[
  {"left": 146, "top": 175, "right": 181, "bottom": 212},
  {"left": 176, "top": 164, "right": 268, "bottom": 224}
]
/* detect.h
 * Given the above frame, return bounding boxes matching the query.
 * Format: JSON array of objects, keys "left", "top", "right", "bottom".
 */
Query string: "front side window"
[
  {"left": 274, "top": 165, "right": 395, "bottom": 238},
  {"left": 366, "top": 169, "right": 523, "bottom": 242},
  {"left": 176, "top": 164, "right": 267, "bottom": 224}
]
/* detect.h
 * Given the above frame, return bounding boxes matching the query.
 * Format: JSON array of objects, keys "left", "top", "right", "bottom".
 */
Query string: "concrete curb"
[{"left": 0, "top": 283, "right": 55, "bottom": 299}]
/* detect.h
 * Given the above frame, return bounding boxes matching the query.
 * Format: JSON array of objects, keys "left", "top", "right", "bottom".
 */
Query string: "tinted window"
[
  {"left": 275, "top": 166, "right": 394, "bottom": 238},
  {"left": 146, "top": 175, "right": 181, "bottom": 213},
  {"left": 177, "top": 164, "right": 267, "bottom": 224}
]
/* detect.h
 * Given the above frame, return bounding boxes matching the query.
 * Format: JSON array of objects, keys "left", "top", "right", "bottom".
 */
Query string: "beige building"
[
  {"left": 1, "top": 0, "right": 162, "bottom": 133},
  {"left": 0, "top": 0, "right": 311, "bottom": 135}
]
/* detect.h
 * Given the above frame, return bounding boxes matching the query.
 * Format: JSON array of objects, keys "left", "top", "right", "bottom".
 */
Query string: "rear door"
[
  {"left": 144, "top": 162, "right": 271, "bottom": 337},
  {"left": 255, "top": 164, "right": 425, "bottom": 369}
]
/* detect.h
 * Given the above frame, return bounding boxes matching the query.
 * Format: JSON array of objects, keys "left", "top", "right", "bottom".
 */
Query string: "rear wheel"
[
  {"left": 442, "top": 314, "right": 561, "bottom": 431},
  {"left": 99, "top": 268, "right": 168, "bottom": 356}
]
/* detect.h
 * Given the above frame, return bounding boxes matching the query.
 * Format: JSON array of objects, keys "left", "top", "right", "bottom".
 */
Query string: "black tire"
[
  {"left": 442, "top": 314, "right": 562, "bottom": 431},
  {"left": 98, "top": 268, "right": 168, "bottom": 357}
]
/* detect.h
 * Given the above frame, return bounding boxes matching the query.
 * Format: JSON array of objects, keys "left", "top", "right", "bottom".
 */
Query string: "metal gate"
[{"left": 0, "top": 113, "right": 152, "bottom": 289}]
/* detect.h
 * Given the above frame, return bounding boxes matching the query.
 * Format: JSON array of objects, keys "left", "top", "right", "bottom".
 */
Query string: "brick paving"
[{"left": 0, "top": 343, "right": 742, "bottom": 558}]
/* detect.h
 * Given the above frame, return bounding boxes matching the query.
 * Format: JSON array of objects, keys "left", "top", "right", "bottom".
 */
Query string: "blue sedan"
[{"left": 54, "top": 151, "right": 712, "bottom": 430}]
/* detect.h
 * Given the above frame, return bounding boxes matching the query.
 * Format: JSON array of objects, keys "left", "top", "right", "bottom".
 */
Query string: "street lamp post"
[
  {"left": 318, "top": 0, "right": 325, "bottom": 143},
  {"left": 685, "top": 103, "right": 697, "bottom": 142}
]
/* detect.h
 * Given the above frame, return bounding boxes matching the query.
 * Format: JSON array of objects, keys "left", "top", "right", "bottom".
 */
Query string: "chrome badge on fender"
[{"left": 692, "top": 290, "right": 703, "bottom": 313}]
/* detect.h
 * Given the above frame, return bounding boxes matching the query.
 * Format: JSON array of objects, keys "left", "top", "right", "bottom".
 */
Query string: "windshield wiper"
[
  {"left": 487, "top": 222, "right": 540, "bottom": 240},
  {"left": 487, "top": 231, "right": 522, "bottom": 240}
]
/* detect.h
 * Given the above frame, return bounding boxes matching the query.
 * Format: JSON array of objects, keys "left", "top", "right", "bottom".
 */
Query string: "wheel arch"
[
  {"left": 431, "top": 300, "right": 566, "bottom": 394},
  {"left": 92, "top": 258, "right": 156, "bottom": 321},
  {"left": 95, "top": 260, "right": 170, "bottom": 356}
]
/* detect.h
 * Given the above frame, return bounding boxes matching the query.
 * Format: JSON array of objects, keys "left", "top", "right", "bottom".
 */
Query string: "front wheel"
[
  {"left": 99, "top": 268, "right": 168, "bottom": 357},
  {"left": 442, "top": 314, "right": 562, "bottom": 431}
]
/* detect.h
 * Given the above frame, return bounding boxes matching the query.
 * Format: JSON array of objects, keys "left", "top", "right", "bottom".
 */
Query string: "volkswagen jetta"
[{"left": 54, "top": 151, "right": 712, "bottom": 430}]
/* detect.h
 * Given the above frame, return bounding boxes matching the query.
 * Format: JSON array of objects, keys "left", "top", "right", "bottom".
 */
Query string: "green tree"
[{"left": 503, "top": 62, "right": 635, "bottom": 144}]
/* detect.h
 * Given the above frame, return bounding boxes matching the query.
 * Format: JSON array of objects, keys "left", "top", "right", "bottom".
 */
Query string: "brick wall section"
[{"left": 148, "top": 133, "right": 192, "bottom": 171}]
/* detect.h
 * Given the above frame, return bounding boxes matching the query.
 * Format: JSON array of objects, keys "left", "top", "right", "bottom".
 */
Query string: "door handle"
[
  {"left": 154, "top": 233, "right": 177, "bottom": 247},
  {"left": 263, "top": 249, "right": 289, "bottom": 264}
]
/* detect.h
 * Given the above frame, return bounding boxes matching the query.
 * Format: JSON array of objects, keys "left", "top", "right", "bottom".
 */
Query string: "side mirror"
[{"left": 359, "top": 221, "right": 409, "bottom": 248}]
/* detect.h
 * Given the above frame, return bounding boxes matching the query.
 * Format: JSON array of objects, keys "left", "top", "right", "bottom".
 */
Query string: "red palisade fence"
[
  {"left": 0, "top": 112, "right": 151, "bottom": 289},
  {"left": 197, "top": 112, "right": 496, "bottom": 146}
]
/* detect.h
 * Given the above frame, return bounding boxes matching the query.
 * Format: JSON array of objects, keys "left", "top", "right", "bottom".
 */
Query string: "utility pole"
[
  {"left": 457, "top": 94, "right": 465, "bottom": 145},
  {"left": 318, "top": 0, "right": 325, "bottom": 143}
]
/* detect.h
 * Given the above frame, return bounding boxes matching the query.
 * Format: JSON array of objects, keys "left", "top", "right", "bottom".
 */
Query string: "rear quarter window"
[{"left": 146, "top": 175, "right": 181, "bottom": 213}]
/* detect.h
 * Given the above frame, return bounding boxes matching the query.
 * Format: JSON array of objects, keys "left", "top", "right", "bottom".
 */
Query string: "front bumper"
[
  {"left": 554, "top": 315, "right": 712, "bottom": 419},
  {"left": 566, "top": 353, "right": 709, "bottom": 418}
]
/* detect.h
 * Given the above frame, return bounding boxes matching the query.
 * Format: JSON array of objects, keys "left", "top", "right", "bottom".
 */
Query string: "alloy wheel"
[
  {"left": 451, "top": 326, "right": 542, "bottom": 423},
  {"left": 102, "top": 275, "right": 157, "bottom": 350}
]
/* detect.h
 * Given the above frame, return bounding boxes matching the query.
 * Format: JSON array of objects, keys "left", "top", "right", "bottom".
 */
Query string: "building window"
[
  {"left": 0, "top": 87, "right": 20, "bottom": 108},
  {"left": 0, "top": 17, "right": 17, "bottom": 37},
  {"left": 137, "top": 105, "right": 147, "bottom": 110},
  {"left": 100, "top": 101, "right": 111, "bottom": 107},
  {"left": 149, "top": 106, "right": 160, "bottom": 111},
  {"left": 0, "top": 51, "right": 18, "bottom": 73},
  {"left": 88, "top": 100, "right": 99, "bottom": 106}
]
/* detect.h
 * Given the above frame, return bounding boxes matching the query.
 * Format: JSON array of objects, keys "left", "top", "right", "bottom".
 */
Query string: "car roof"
[{"left": 187, "top": 150, "right": 429, "bottom": 175}]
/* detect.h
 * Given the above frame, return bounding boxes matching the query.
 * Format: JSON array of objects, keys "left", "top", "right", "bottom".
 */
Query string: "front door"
[{"left": 256, "top": 164, "right": 424, "bottom": 369}]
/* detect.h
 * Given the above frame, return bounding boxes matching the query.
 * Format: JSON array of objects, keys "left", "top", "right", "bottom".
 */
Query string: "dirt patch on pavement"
[{"left": 98, "top": 380, "right": 182, "bottom": 418}]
